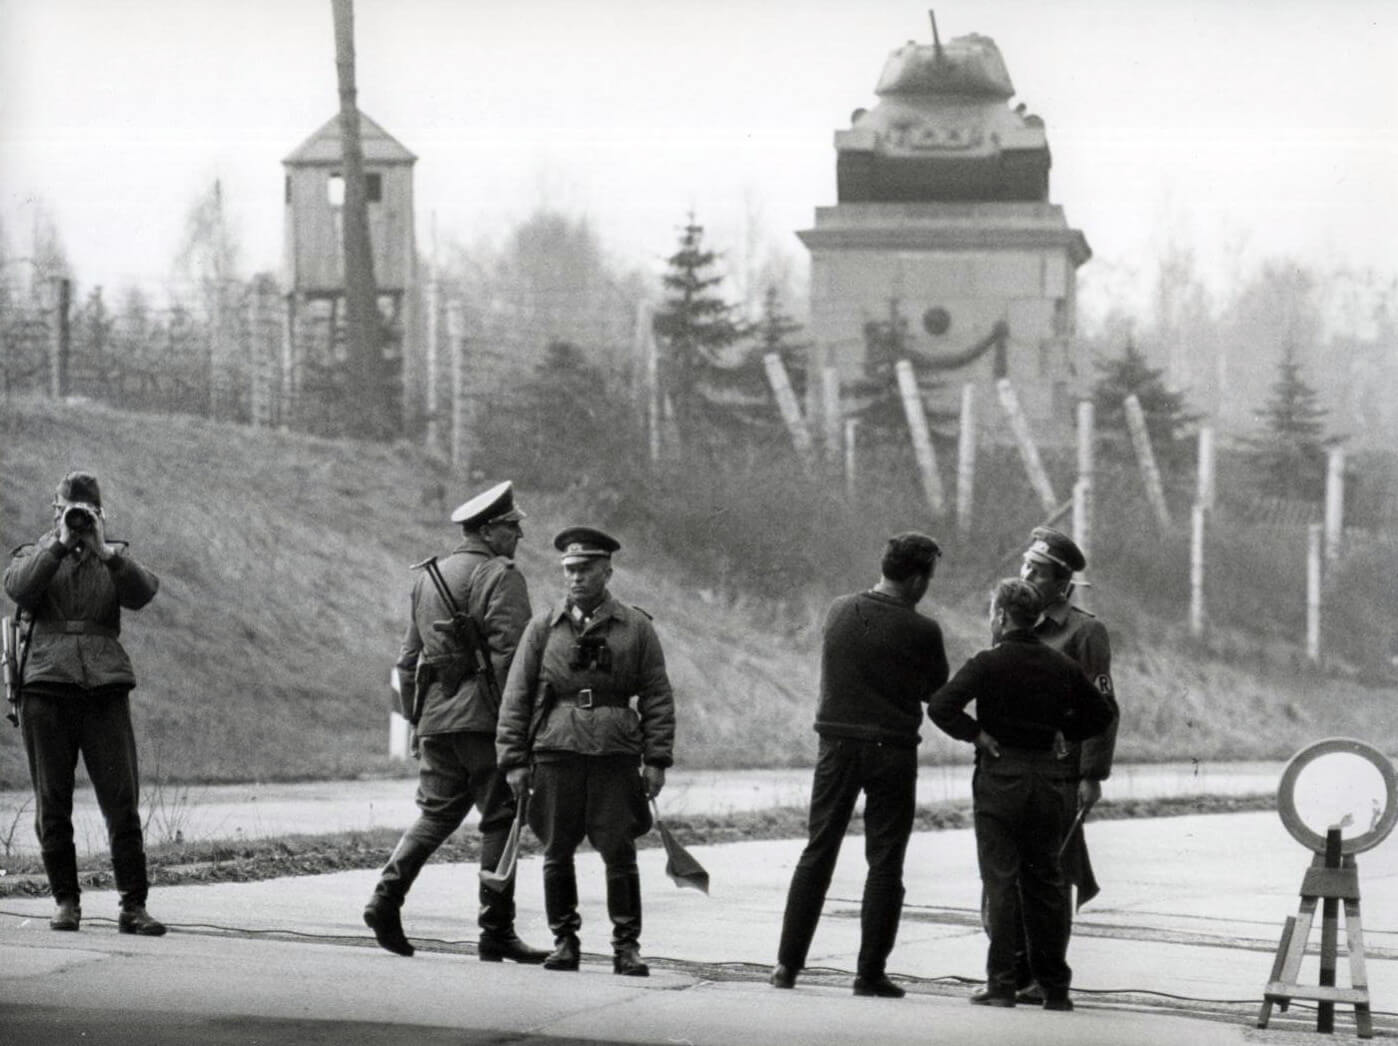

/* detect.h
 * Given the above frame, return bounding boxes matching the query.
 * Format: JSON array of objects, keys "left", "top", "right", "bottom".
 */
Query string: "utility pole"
[{"left": 331, "top": 0, "right": 384, "bottom": 440}]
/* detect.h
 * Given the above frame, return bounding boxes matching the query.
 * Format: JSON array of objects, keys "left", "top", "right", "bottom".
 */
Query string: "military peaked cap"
[
  {"left": 450, "top": 480, "right": 526, "bottom": 527},
  {"left": 554, "top": 526, "right": 620, "bottom": 564},
  {"left": 56, "top": 470, "right": 102, "bottom": 509},
  {"left": 1023, "top": 526, "right": 1086, "bottom": 573}
]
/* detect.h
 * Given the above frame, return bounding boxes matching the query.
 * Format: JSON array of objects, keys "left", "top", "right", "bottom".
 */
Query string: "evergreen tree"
[
  {"left": 697, "top": 283, "right": 810, "bottom": 432},
  {"left": 1091, "top": 341, "right": 1198, "bottom": 472},
  {"left": 651, "top": 215, "right": 746, "bottom": 438},
  {"left": 1246, "top": 343, "right": 1330, "bottom": 500}
]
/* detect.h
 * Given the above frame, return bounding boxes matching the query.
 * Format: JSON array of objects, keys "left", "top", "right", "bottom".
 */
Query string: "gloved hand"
[
  {"left": 506, "top": 766, "right": 532, "bottom": 798},
  {"left": 642, "top": 764, "right": 666, "bottom": 800}
]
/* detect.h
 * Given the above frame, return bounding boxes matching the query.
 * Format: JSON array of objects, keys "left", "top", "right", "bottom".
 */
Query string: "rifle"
[
  {"left": 3, "top": 615, "right": 33, "bottom": 728},
  {"left": 411, "top": 555, "right": 499, "bottom": 725}
]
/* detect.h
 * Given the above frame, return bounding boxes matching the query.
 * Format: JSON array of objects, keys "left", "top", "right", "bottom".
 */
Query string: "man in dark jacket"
[
  {"left": 496, "top": 526, "right": 675, "bottom": 977},
  {"left": 363, "top": 481, "right": 547, "bottom": 964},
  {"left": 4, "top": 470, "right": 165, "bottom": 935},
  {"left": 770, "top": 532, "right": 949, "bottom": 998},
  {"left": 929, "top": 577, "right": 1117, "bottom": 1011}
]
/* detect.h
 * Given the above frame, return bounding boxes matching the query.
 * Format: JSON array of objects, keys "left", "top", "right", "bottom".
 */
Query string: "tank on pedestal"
[{"left": 836, "top": 14, "right": 1049, "bottom": 203}]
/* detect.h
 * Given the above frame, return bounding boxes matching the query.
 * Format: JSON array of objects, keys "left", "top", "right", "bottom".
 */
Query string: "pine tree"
[
  {"left": 700, "top": 284, "right": 810, "bottom": 431},
  {"left": 1091, "top": 341, "right": 1198, "bottom": 471},
  {"left": 1246, "top": 343, "right": 1330, "bottom": 500},
  {"left": 651, "top": 215, "right": 746, "bottom": 437}
]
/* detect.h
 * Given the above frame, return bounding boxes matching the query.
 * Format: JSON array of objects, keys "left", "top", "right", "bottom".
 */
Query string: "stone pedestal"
[{"left": 798, "top": 201, "right": 1090, "bottom": 440}]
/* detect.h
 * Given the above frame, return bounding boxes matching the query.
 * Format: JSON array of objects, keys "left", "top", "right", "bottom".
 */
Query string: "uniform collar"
[
  {"left": 451, "top": 534, "right": 497, "bottom": 558},
  {"left": 551, "top": 592, "right": 617, "bottom": 627},
  {"left": 1038, "top": 598, "right": 1072, "bottom": 628}
]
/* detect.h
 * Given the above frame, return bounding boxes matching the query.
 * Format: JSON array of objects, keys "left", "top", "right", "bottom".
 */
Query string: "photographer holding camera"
[{"left": 3, "top": 470, "right": 166, "bottom": 935}]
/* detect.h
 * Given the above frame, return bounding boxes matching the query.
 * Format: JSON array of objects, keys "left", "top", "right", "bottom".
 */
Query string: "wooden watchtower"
[{"left": 280, "top": 111, "right": 418, "bottom": 433}]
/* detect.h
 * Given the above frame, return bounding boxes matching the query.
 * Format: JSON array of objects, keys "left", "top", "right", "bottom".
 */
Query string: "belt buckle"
[{"left": 577, "top": 688, "right": 594, "bottom": 709}]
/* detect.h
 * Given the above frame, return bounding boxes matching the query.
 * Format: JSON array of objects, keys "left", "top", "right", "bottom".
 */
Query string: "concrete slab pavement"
[{"left": 4, "top": 809, "right": 1397, "bottom": 1042}]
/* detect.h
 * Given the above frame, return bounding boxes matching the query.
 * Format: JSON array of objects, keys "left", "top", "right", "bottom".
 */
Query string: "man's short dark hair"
[
  {"left": 881, "top": 532, "right": 941, "bottom": 582},
  {"left": 993, "top": 577, "right": 1043, "bottom": 628}
]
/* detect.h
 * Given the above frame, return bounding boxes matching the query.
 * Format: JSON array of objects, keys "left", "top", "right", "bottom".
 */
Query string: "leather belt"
[
  {"left": 32, "top": 620, "right": 118, "bottom": 638},
  {"left": 557, "top": 688, "right": 630, "bottom": 709}
]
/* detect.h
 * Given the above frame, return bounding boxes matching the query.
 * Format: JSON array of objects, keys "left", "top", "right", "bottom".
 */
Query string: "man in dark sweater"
[
  {"left": 928, "top": 578, "right": 1117, "bottom": 1012},
  {"left": 770, "top": 532, "right": 948, "bottom": 998}
]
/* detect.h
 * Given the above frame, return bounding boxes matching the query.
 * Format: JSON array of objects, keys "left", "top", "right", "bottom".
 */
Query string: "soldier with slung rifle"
[{"left": 363, "top": 481, "right": 548, "bottom": 964}]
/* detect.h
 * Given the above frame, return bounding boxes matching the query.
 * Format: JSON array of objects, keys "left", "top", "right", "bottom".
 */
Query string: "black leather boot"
[
  {"left": 118, "top": 904, "right": 167, "bottom": 936},
  {"left": 362, "top": 834, "right": 436, "bottom": 957},
  {"left": 607, "top": 870, "right": 648, "bottom": 977},
  {"left": 363, "top": 895, "right": 414, "bottom": 957},
  {"left": 478, "top": 882, "right": 548, "bottom": 964},
  {"left": 542, "top": 864, "right": 582, "bottom": 971}
]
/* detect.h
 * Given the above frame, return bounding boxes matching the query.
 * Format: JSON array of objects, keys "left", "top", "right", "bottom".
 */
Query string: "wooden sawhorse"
[{"left": 1258, "top": 827, "right": 1372, "bottom": 1038}]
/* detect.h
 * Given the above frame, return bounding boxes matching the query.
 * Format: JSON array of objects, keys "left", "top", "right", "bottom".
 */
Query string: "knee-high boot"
[
  {"left": 607, "top": 869, "right": 648, "bottom": 977},
  {"left": 542, "top": 862, "right": 581, "bottom": 971},
  {"left": 362, "top": 833, "right": 436, "bottom": 956},
  {"left": 478, "top": 877, "right": 548, "bottom": 964}
]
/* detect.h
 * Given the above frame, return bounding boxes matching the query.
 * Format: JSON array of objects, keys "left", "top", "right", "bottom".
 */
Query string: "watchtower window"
[
  {"left": 284, "top": 174, "right": 291, "bottom": 205},
  {"left": 326, "top": 172, "right": 383, "bottom": 207}
]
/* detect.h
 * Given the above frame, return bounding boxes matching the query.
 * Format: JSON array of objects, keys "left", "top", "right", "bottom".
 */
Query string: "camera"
[{"left": 62, "top": 503, "right": 100, "bottom": 532}]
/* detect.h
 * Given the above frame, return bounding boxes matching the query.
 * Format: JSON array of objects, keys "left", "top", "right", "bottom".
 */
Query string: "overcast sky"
[{"left": 2, "top": 0, "right": 1395, "bottom": 322}]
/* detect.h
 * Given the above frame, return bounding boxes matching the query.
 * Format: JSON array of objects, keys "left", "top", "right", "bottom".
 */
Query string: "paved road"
[
  {"left": 0, "top": 760, "right": 1284, "bottom": 855},
  {"left": 4, "top": 809, "right": 1396, "bottom": 1044}
]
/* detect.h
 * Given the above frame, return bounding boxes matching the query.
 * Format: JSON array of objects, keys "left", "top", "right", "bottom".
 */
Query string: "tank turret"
[{"left": 836, "top": 13, "right": 1050, "bottom": 203}]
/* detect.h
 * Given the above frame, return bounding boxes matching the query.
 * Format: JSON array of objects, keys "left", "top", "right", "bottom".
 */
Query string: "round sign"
[{"left": 1276, "top": 737, "right": 1398, "bottom": 855}]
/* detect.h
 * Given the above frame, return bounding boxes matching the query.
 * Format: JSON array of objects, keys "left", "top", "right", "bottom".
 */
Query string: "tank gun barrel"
[{"left": 929, "top": 10, "right": 943, "bottom": 58}]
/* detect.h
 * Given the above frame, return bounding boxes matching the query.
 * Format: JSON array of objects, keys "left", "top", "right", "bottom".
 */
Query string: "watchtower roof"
[{"left": 283, "top": 111, "right": 417, "bottom": 166}]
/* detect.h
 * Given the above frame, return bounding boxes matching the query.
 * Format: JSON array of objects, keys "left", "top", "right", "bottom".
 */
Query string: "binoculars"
[
  {"left": 569, "top": 634, "right": 613, "bottom": 672},
  {"left": 62, "top": 503, "right": 101, "bottom": 532}
]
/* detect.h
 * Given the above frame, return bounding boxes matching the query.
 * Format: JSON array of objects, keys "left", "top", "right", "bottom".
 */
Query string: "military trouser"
[
  {"left": 528, "top": 754, "right": 648, "bottom": 952},
  {"left": 21, "top": 689, "right": 150, "bottom": 908},
  {"left": 373, "top": 730, "right": 521, "bottom": 936},
  {"left": 777, "top": 737, "right": 917, "bottom": 978},
  {"left": 973, "top": 748, "right": 1076, "bottom": 997}
]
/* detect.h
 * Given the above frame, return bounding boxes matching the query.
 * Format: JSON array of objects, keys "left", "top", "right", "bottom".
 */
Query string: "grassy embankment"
[{"left": 2, "top": 394, "right": 1395, "bottom": 795}]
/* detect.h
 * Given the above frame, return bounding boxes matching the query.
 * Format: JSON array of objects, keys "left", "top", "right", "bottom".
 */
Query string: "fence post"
[
  {"left": 1190, "top": 502, "right": 1207, "bottom": 639},
  {"left": 1075, "top": 399, "right": 1095, "bottom": 563},
  {"left": 956, "top": 383, "right": 976, "bottom": 539},
  {"left": 1124, "top": 393, "right": 1172, "bottom": 529},
  {"left": 249, "top": 282, "right": 272, "bottom": 428},
  {"left": 448, "top": 300, "right": 468, "bottom": 475},
  {"left": 1196, "top": 424, "right": 1215, "bottom": 511},
  {"left": 844, "top": 417, "right": 858, "bottom": 501},
  {"left": 762, "top": 352, "right": 816, "bottom": 468},
  {"left": 1306, "top": 523, "right": 1323, "bottom": 664},
  {"left": 995, "top": 378, "right": 1057, "bottom": 514},
  {"left": 1324, "top": 445, "right": 1345, "bottom": 563},
  {"left": 424, "top": 272, "right": 441, "bottom": 456},
  {"left": 822, "top": 363, "right": 842, "bottom": 468},
  {"left": 50, "top": 276, "right": 71, "bottom": 400},
  {"left": 895, "top": 359, "right": 945, "bottom": 517}
]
